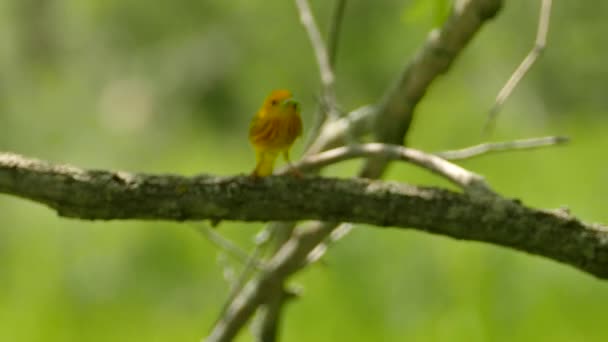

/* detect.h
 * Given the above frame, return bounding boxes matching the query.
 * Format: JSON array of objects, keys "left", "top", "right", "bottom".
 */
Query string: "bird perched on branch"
[{"left": 249, "top": 89, "right": 303, "bottom": 177}]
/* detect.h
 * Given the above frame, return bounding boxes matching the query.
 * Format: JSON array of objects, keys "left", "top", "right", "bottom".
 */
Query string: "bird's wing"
[
  {"left": 249, "top": 116, "right": 278, "bottom": 146},
  {"left": 292, "top": 113, "right": 303, "bottom": 138}
]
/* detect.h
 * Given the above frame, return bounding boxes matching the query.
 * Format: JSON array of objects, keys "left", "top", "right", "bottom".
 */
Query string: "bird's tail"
[{"left": 252, "top": 151, "right": 278, "bottom": 177}]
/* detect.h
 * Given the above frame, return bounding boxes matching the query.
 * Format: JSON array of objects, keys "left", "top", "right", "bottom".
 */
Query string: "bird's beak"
[{"left": 283, "top": 99, "right": 299, "bottom": 110}]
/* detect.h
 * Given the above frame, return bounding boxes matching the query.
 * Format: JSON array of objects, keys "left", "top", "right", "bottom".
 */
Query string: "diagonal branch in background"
[
  {"left": 483, "top": 0, "right": 552, "bottom": 134},
  {"left": 193, "top": 224, "right": 265, "bottom": 269},
  {"left": 374, "top": 0, "right": 504, "bottom": 147}
]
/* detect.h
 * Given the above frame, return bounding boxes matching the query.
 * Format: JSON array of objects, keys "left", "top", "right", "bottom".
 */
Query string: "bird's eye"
[{"left": 271, "top": 100, "right": 278, "bottom": 106}]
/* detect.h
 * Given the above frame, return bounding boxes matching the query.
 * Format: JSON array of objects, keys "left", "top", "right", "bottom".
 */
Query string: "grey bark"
[{"left": 1, "top": 152, "right": 607, "bottom": 280}]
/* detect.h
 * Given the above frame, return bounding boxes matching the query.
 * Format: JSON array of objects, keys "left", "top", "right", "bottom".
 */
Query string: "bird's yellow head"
[{"left": 262, "top": 89, "right": 296, "bottom": 115}]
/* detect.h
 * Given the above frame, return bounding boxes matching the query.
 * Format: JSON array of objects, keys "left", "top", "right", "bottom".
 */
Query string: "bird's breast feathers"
[{"left": 249, "top": 114, "right": 302, "bottom": 150}]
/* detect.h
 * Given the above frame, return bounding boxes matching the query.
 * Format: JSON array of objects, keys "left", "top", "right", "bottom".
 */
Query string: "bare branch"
[
  {"left": 251, "top": 285, "right": 299, "bottom": 342},
  {"left": 213, "top": 244, "right": 265, "bottom": 333},
  {"left": 249, "top": 221, "right": 297, "bottom": 342},
  {"left": 294, "top": 0, "right": 337, "bottom": 114},
  {"left": 306, "top": 223, "right": 353, "bottom": 265},
  {"left": 207, "top": 223, "right": 335, "bottom": 342},
  {"left": 362, "top": 0, "right": 503, "bottom": 177},
  {"left": 3, "top": 152, "right": 607, "bottom": 280},
  {"left": 194, "top": 224, "right": 265, "bottom": 269},
  {"left": 327, "top": 0, "right": 347, "bottom": 67},
  {"left": 292, "top": 143, "right": 492, "bottom": 194},
  {"left": 483, "top": 0, "right": 552, "bottom": 134},
  {"left": 436, "top": 135, "right": 568, "bottom": 160},
  {"left": 305, "top": 104, "right": 376, "bottom": 155},
  {"left": 296, "top": 0, "right": 343, "bottom": 150},
  {"left": 3, "top": 151, "right": 607, "bottom": 340}
]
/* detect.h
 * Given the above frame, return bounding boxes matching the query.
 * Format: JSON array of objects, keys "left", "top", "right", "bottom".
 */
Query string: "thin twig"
[
  {"left": 216, "top": 254, "right": 237, "bottom": 287},
  {"left": 298, "top": 0, "right": 343, "bottom": 150},
  {"left": 483, "top": 0, "right": 552, "bottom": 134},
  {"left": 194, "top": 224, "right": 265, "bottom": 270},
  {"left": 305, "top": 104, "right": 376, "bottom": 156},
  {"left": 436, "top": 136, "right": 568, "bottom": 161},
  {"left": 327, "top": 0, "right": 347, "bottom": 67},
  {"left": 213, "top": 244, "right": 265, "bottom": 332},
  {"left": 295, "top": 0, "right": 336, "bottom": 107},
  {"left": 306, "top": 223, "right": 353, "bottom": 265},
  {"left": 291, "top": 143, "right": 492, "bottom": 194},
  {"left": 197, "top": 224, "right": 268, "bottom": 332}
]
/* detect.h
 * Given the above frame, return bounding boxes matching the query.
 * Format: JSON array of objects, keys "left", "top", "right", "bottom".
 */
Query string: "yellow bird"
[{"left": 249, "top": 89, "right": 303, "bottom": 177}]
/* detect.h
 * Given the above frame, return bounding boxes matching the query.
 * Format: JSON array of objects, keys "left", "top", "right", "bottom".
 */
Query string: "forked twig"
[{"left": 483, "top": 0, "right": 552, "bottom": 134}]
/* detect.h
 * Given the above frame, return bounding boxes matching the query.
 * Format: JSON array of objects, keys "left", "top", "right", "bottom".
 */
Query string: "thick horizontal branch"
[{"left": 1, "top": 152, "right": 608, "bottom": 279}]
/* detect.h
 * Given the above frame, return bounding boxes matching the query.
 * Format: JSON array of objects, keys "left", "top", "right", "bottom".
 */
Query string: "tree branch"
[
  {"left": 327, "top": 0, "right": 347, "bottom": 68},
  {"left": 293, "top": 143, "right": 491, "bottom": 194},
  {"left": 362, "top": 0, "right": 503, "bottom": 177},
  {"left": 297, "top": 0, "right": 342, "bottom": 151},
  {"left": 295, "top": 0, "right": 335, "bottom": 101},
  {"left": 2, "top": 152, "right": 607, "bottom": 280},
  {"left": 194, "top": 224, "right": 264, "bottom": 269},
  {"left": 483, "top": 0, "right": 552, "bottom": 134}
]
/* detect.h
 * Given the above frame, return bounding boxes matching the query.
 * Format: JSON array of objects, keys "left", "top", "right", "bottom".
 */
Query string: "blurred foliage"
[{"left": 1, "top": 0, "right": 608, "bottom": 341}]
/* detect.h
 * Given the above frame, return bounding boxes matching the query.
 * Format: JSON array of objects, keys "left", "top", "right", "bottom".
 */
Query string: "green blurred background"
[{"left": 1, "top": 0, "right": 608, "bottom": 341}]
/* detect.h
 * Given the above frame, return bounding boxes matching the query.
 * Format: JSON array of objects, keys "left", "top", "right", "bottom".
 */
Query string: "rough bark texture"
[{"left": 1, "top": 152, "right": 607, "bottom": 279}]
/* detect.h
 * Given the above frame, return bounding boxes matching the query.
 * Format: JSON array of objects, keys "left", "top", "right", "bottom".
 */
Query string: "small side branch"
[
  {"left": 484, "top": 0, "right": 553, "bottom": 133},
  {"left": 294, "top": 0, "right": 336, "bottom": 109},
  {"left": 327, "top": 0, "right": 347, "bottom": 67},
  {"left": 194, "top": 225, "right": 265, "bottom": 269},
  {"left": 436, "top": 136, "right": 568, "bottom": 161},
  {"left": 297, "top": 0, "right": 344, "bottom": 150},
  {"left": 293, "top": 143, "right": 492, "bottom": 194}
]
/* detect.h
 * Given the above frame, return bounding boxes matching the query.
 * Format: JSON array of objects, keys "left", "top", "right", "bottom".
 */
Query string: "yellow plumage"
[{"left": 249, "top": 89, "right": 303, "bottom": 177}]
